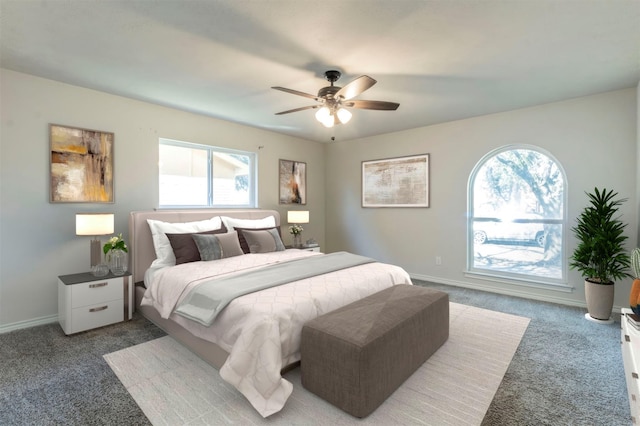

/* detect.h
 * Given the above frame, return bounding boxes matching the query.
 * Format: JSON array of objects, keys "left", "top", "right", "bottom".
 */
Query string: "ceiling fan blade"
[
  {"left": 343, "top": 100, "right": 400, "bottom": 111},
  {"left": 272, "top": 86, "right": 319, "bottom": 101},
  {"left": 275, "top": 105, "right": 319, "bottom": 115},
  {"left": 335, "top": 75, "right": 376, "bottom": 100}
]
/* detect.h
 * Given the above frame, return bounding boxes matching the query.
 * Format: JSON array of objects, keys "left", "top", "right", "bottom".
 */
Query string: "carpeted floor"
[
  {"left": 414, "top": 281, "right": 629, "bottom": 426},
  {"left": 0, "top": 281, "right": 630, "bottom": 425},
  {"left": 0, "top": 312, "right": 164, "bottom": 425},
  {"left": 104, "top": 302, "right": 529, "bottom": 425}
]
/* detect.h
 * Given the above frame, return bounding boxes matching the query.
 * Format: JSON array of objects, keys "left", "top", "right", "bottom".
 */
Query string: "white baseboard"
[
  {"left": 409, "top": 273, "right": 624, "bottom": 315},
  {"left": 0, "top": 314, "right": 58, "bottom": 335}
]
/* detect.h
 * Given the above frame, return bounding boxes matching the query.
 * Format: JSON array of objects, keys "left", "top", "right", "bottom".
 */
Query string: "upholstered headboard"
[{"left": 129, "top": 209, "right": 281, "bottom": 284}]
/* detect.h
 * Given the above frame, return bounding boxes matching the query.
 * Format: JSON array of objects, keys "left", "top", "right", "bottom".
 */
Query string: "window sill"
[{"left": 464, "top": 270, "right": 574, "bottom": 293}]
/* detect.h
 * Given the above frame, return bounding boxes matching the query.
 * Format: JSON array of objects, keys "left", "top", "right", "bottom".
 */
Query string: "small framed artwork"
[
  {"left": 362, "top": 153, "right": 429, "bottom": 208},
  {"left": 279, "top": 159, "right": 306, "bottom": 204},
  {"left": 50, "top": 124, "right": 114, "bottom": 203}
]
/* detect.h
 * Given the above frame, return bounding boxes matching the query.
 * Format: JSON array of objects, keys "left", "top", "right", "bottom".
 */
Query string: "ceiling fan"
[{"left": 272, "top": 70, "right": 399, "bottom": 128}]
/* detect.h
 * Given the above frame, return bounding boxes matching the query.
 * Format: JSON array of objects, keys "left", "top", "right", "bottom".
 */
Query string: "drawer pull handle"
[
  {"left": 633, "top": 372, "right": 639, "bottom": 379},
  {"left": 89, "top": 282, "right": 108, "bottom": 289},
  {"left": 89, "top": 306, "right": 108, "bottom": 313},
  {"left": 627, "top": 335, "right": 631, "bottom": 342}
]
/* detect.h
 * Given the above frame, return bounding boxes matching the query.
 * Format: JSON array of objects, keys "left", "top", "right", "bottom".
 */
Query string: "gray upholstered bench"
[{"left": 300, "top": 284, "right": 449, "bottom": 418}]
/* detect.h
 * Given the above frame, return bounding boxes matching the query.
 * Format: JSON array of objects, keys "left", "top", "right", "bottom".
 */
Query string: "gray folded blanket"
[{"left": 175, "top": 251, "right": 375, "bottom": 326}]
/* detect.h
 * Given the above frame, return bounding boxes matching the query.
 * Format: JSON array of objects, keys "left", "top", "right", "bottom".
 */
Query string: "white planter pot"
[{"left": 584, "top": 279, "right": 614, "bottom": 322}]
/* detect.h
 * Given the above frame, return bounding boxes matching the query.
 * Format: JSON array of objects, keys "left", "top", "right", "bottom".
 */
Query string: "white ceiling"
[{"left": 2, "top": 1, "right": 639, "bottom": 143}]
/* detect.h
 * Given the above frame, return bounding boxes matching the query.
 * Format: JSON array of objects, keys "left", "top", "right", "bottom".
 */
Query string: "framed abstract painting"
[
  {"left": 362, "top": 153, "right": 429, "bottom": 208},
  {"left": 279, "top": 159, "right": 306, "bottom": 205},
  {"left": 50, "top": 124, "right": 114, "bottom": 203}
]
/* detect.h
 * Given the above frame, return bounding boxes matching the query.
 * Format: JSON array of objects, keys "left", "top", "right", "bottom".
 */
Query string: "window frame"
[
  {"left": 466, "top": 144, "right": 570, "bottom": 290},
  {"left": 158, "top": 138, "right": 257, "bottom": 209}
]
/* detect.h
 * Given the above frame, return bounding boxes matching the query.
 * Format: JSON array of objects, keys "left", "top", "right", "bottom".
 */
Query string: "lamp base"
[{"left": 90, "top": 238, "right": 102, "bottom": 268}]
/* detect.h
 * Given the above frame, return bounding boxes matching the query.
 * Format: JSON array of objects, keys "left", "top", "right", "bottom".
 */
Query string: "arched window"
[{"left": 467, "top": 145, "right": 568, "bottom": 288}]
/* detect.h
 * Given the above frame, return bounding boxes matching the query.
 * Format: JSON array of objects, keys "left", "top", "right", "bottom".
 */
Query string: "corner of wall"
[{"left": 637, "top": 80, "right": 640, "bottom": 245}]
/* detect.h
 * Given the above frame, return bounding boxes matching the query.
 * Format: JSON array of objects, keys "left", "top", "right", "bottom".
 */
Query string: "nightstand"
[
  {"left": 58, "top": 271, "right": 132, "bottom": 335},
  {"left": 286, "top": 244, "right": 321, "bottom": 252}
]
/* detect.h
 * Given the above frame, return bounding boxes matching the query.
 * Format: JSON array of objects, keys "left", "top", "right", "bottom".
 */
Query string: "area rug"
[{"left": 104, "top": 302, "right": 530, "bottom": 425}]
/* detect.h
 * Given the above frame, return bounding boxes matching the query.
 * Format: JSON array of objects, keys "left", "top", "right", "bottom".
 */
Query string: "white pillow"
[
  {"left": 220, "top": 215, "right": 276, "bottom": 232},
  {"left": 147, "top": 216, "right": 223, "bottom": 267}
]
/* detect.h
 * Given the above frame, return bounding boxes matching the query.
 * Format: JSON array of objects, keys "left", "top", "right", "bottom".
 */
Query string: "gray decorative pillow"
[
  {"left": 241, "top": 228, "right": 286, "bottom": 253},
  {"left": 166, "top": 226, "right": 227, "bottom": 264},
  {"left": 191, "top": 231, "right": 244, "bottom": 261},
  {"left": 235, "top": 226, "right": 282, "bottom": 253}
]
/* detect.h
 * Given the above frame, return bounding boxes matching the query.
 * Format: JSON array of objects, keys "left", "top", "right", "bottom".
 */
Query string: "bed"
[{"left": 129, "top": 209, "right": 412, "bottom": 417}]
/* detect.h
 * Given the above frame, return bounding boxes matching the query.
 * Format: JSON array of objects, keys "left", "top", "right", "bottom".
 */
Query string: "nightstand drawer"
[
  {"left": 71, "top": 300, "right": 124, "bottom": 334},
  {"left": 71, "top": 277, "right": 123, "bottom": 307}
]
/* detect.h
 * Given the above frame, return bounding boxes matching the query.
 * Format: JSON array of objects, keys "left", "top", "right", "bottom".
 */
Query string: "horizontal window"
[{"left": 159, "top": 139, "right": 257, "bottom": 208}]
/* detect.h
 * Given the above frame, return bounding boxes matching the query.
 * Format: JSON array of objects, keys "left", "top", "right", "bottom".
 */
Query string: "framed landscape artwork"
[
  {"left": 362, "top": 154, "right": 430, "bottom": 208},
  {"left": 279, "top": 159, "right": 306, "bottom": 204},
  {"left": 50, "top": 124, "right": 114, "bottom": 203}
]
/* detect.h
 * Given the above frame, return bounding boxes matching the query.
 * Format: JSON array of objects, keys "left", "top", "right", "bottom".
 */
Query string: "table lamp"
[{"left": 76, "top": 213, "right": 114, "bottom": 269}]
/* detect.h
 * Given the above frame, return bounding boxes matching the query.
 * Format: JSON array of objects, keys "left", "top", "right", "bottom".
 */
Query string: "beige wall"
[
  {"left": 1, "top": 67, "right": 637, "bottom": 331},
  {"left": 0, "top": 69, "right": 325, "bottom": 330},
  {"left": 325, "top": 88, "right": 638, "bottom": 310}
]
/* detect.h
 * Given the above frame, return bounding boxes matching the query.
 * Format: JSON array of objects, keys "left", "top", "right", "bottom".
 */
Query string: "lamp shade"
[
  {"left": 337, "top": 108, "right": 352, "bottom": 124},
  {"left": 321, "top": 115, "right": 335, "bottom": 128},
  {"left": 76, "top": 213, "right": 114, "bottom": 236},
  {"left": 287, "top": 210, "right": 309, "bottom": 224},
  {"left": 315, "top": 106, "right": 330, "bottom": 123}
]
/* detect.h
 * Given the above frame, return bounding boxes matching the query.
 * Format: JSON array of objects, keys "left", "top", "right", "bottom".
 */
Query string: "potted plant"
[
  {"left": 570, "top": 187, "right": 630, "bottom": 322},
  {"left": 104, "top": 233, "right": 128, "bottom": 276},
  {"left": 289, "top": 224, "right": 304, "bottom": 248}
]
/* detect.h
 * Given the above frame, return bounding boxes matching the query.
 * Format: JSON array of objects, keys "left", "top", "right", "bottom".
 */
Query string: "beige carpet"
[{"left": 104, "top": 303, "right": 529, "bottom": 425}]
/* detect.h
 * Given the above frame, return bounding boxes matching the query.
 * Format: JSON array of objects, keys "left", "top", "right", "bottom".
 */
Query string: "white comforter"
[{"left": 141, "top": 250, "right": 412, "bottom": 417}]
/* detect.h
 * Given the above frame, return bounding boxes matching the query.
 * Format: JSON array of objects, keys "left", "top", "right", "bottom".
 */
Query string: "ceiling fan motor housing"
[
  {"left": 318, "top": 86, "right": 341, "bottom": 100},
  {"left": 319, "top": 70, "right": 343, "bottom": 103}
]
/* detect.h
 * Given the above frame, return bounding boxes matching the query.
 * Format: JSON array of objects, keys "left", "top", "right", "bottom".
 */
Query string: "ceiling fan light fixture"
[
  {"left": 315, "top": 106, "right": 330, "bottom": 123},
  {"left": 321, "top": 115, "right": 335, "bottom": 128},
  {"left": 337, "top": 108, "right": 352, "bottom": 124}
]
